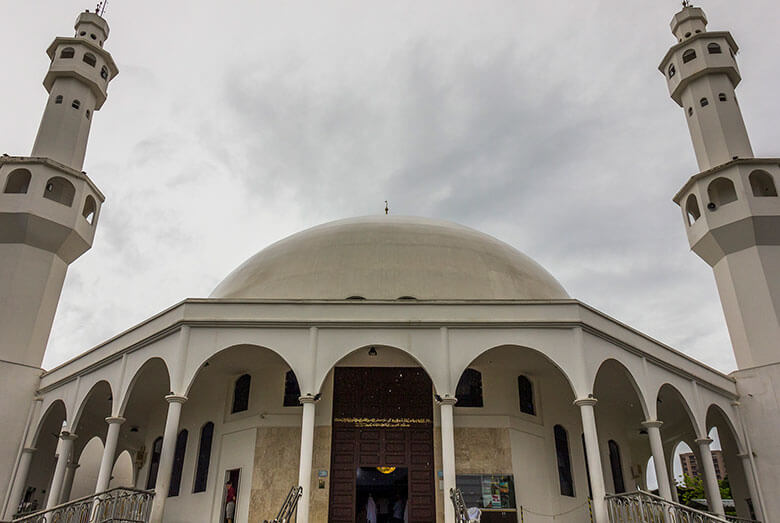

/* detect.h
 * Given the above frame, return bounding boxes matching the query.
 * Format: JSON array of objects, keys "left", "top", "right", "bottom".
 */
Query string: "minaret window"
[
  {"left": 708, "top": 42, "right": 723, "bottom": 54},
  {"left": 43, "top": 176, "right": 75, "bottom": 207},
  {"left": 749, "top": 170, "right": 778, "bottom": 197},
  {"left": 685, "top": 194, "right": 701, "bottom": 225},
  {"left": 55, "top": 95, "right": 63, "bottom": 104},
  {"left": 708, "top": 177, "right": 738, "bottom": 207},
  {"left": 682, "top": 49, "right": 697, "bottom": 63},
  {"left": 455, "top": 368, "right": 484, "bottom": 407},
  {"left": 82, "top": 195, "right": 97, "bottom": 224},
  {"left": 719, "top": 93, "right": 728, "bottom": 102},
  {"left": 86, "top": 110, "right": 91, "bottom": 120},
  {"left": 60, "top": 47, "right": 74, "bottom": 59},
  {"left": 4, "top": 169, "right": 32, "bottom": 194},
  {"left": 700, "top": 98, "right": 709, "bottom": 107},
  {"left": 72, "top": 100, "right": 81, "bottom": 109},
  {"left": 83, "top": 53, "right": 97, "bottom": 67},
  {"left": 101, "top": 66, "right": 109, "bottom": 80},
  {"left": 668, "top": 64, "right": 676, "bottom": 79},
  {"left": 687, "top": 107, "right": 693, "bottom": 117},
  {"left": 79, "top": 31, "right": 87, "bottom": 37}
]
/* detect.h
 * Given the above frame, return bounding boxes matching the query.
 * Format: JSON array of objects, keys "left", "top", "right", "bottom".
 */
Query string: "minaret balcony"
[
  {"left": 0, "top": 156, "right": 104, "bottom": 263},
  {"left": 674, "top": 159, "right": 780, "bottom": 266},
  {"left": 44, "top": 37, "right": 118, "bottom": 109}
]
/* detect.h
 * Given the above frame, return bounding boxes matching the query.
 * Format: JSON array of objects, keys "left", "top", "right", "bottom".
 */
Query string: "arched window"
[
  {"left": 700, "top": 98, "right": 709, "bottom": 107},
  {"left": 193, "top": 422, "right": 214, "bottom": 493},
  {"left": 55, "top": 95, "right": 63, "bottom": 104},
  {"left": 749, "top": 170, "right": 778, "bottom": 197},
  {"left": 719, "top": 93, "right": 728, "bottom": 102},
  {"left": 682, "top": 49, "right": 697, "bottom": 63},
  {"left": 85, "top": 109, "right": 91, "bottom": 120},
  {"left": 283, "top": 370, "right": 301, "bottom": 407},
  {"left": 168, "top": 429, "right": 188, "bottom": 497},
  {"left": 517, "top": 376, "right": 535, "bottom": 415},
  {"left": 82, "top": 195, "right": 97, "bottom": 224},
  {"left": 146, "top": 436, "right": 163, "bottom": 489},
  {"left": 708, "top": 42, "right": 722, "bottom": 54},
  {"left": 708, "top": 177, "right": 738, "bottom": 207},
  {"left": 232, "top": 374, "right": 251, "bottom": 413},
  {"left": 100, "top": 66, "right": 109, "bottom": 80},
  {"left": 685, "top": 194, "right": 701, "bottom": 225},
  {"left": 4, "top": 169, "right": 31, "bottom": 194},
  {"left": 83, "top": 53, "right": 97, "bottom": 67},
  {"left": 554, "top": 425, "right": 574, "bottom": 497},
  {"left": 687, "top": 107, "right": 693, "bottom": 117},
  {"left": 72, "top": 100, "right": 81, "bottom": 109},
  {"left": 608, "top": 440, "right": 626, "bottom": 493},
  {"left": 668, "top": 64, "right": 676, "bottom": 79},
  {"left": 60, "top": 47, "right": 75, "bottom": 59},
  {"left": 43, "top": 176, "right": 75, "bottom": 206},
  {"left": 455, "top": 368, "right": 483, "bottom": 408}
]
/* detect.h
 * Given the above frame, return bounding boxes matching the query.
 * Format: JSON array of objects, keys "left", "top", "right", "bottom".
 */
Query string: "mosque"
[{"left": 0, "top": 4, "right": 779, "bottom": 523}]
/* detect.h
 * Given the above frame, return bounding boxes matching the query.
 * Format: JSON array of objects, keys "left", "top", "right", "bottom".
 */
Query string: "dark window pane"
[
  {"left": 608, "top": 440, "right": 626, "bottom": 493},
  {"left": 554, "top": 425, "right": 574, "bottom": 497},
  {"left": 283, "top": 370, "right": 302, "bottom": 406},
  {"left": 232, "top": 374, "right": 251, "bottom": 413},
  {"left": 581, "top": 434, "right": 593, "bottom": 499},
  {"left": 455, "top": 369, "right": 483, "bottom": 408},
  {"left": 168, "top": 430, "right": 188, "bottom": 497},
  {"left": 193, "top": 422, "right": 214, "bottom": 493},
  {"left": 518, "top": 376, "right": 535, "bottom": 415},
  {"left": 146, "top": 437, "right": 163, "bottom": 490}
]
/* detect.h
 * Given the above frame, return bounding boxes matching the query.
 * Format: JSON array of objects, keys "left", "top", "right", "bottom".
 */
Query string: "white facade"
[{"left": 0, "top": 4, "right": 778, "bottom": 523}]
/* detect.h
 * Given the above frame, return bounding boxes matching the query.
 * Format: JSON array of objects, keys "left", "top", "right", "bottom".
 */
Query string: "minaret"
[
  {"left": 662, "top": 5, "right": 778, "bottom": 520},
  {"left": 0, "top": 10, "right": 117, "bottom": 513}
]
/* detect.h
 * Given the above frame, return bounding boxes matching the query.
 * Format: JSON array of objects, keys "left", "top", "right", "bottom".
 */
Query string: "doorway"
[
  {"left": 356, "top": 467, "right": 408, "bottom": 522},
  {"left": 221, "top": 468, "right": 240, "bottom": 523},
  {"left": 328, "top": 367, "right": 435, "bottom": 522}
]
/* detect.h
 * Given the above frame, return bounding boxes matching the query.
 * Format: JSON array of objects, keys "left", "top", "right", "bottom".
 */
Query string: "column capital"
[
  {"left": 737, "top": 452, "right": 752, "bottom": 461},
  {"left": 641, "top": 420, "right": 664, "bottom": 429},
  {"left": 165, "top": 394, "right": 187, "bottom": 404},
  {"left": 105, "top": 416, "right": 126, "bottom": 425},
  {"left": 435, "top": 394, "right": 458, "bottom": 406},
  {"left": 695, "top": 437, "right": 713, "bottom": 446},
  {"left": 22, "top": 447, "right": 36, "bottom": 455},
  {"left": 66, "top": 462, "right": 80, "bottom": 470},
  {"left": 59, "top": 431, "right": 78, "bottom": 441},
  {"left": 574, "top": 397, "right": 598, "bottom": 407},
  {"left": 33, "top": 396, "right": 44, "bottom": 403},
  {"left": 730, "top": 400, "right": 741, "bottom": 408},
  {"left": 299, "top": 393, "right": 321, "bottom": 404}
]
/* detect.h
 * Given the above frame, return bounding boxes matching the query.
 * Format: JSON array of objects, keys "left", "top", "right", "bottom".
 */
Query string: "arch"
[
  {"left": 70, "top": 436, "right": 104, "bottom": 500},
  {"left": 283, "top": 369, "right": 301, "bottom": 407},
  {"left": 110, "top": 450, "right": 135, "bottom": 488},
  {"left": 705, "top": 404, "right": 753, "bottom": 518},
  {"left": 146, "top": 436, "right": 163, "bottom": 490},
  {"left": 168, "top": 429, "right": 188, "bottom": 497},
  {"left": 708, "top": 177, "right": 738, "bottom": 207},
  {"left": 82, "top": 53, "right": 97, "bottom": 67},
  {"left": 60, "top": 47, "right": 75, "bottom": 59},
  {"left": 708, "top": 42, "right": 722, "bottom": 54},
  {"left": 118, "top": 357, "right": 172, "bottom": 416},
  {"left": 554, "top": 425, "right": 575, "bottom": 497},
  {"left": 685, "top": 193, "right": 701, "bottom": 225},
  {"left": 70, "top": 380, "right": 113, "bottom": 435},
  {"left": 705, "top": 404, "right": 744, "bottom": 457},
  {"left": 193, "top": 422, "right": 214, "bottom": 493},
  {"left": 43, "top": 176, "right": 75, "bottom": 206},
  {"left": 608, "top": 440, "right": 626, "bottom": 493},
  {"left": 231, "top": 374, "right": 251, "bottom": 413},
  {"left": 656, "top": 383, "right": 703, "bottom": 440},
  {"left": 4, "top": 168, "right": 31, "bottom": 194},
  {"left": 749, "top": 170, "right": 777, "bottom": 197},
  {"left": 455, "top": 368, "right": 483, "bottom": 407},
  {"left": 592, "top": 358, "right": 650, "bottom": 418},
  {"left": 82, "top": 194, "right": 97, "bottom": 224},
  {"left": 682, "top": 49, "right": 697, "bottom": 63},
  {"left": 31, "top": 399, "right": 67, "bottom": 447},
  {"left": 668, "top": 63, "right": 676, "bottom": 79}
]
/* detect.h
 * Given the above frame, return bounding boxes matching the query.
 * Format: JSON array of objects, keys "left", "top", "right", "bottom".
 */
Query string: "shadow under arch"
[
  {"left": 592, "top": 359, "right": 649, "bottom": 418},
  {"left": 657, "top": 383, "right": 702, "bottom": 444},
  {"left": 26, "top": 400, "right": 67, "bottom": 511},
  {"left": 32, "top": 399, "right": 67, "bottom": 448},
  {"left": 118, "top": 357, "right": 171, "bottom": 417},
  {"left": 315, "top": 343, "right": 437, "bottom": 395},
  {"left": 69, "top": 435, "right": 105, "bottom": 501},
  {"left": 706, "top": 404, "right": 754, "bottom": 519},
  {"left": 71, "top": 380, "right": 113, "bottom": 437},
  {"left": 183, "top": 343, "right": 300, "bottom": 397}
]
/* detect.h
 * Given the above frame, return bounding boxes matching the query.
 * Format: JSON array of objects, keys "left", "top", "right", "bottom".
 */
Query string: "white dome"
[{"left": 210, "top": 216, "right": 569, "bottom": 301}]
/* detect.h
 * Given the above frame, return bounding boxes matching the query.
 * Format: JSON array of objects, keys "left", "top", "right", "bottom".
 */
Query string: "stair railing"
[
  {"left": 449, "top": 488, "right": 470, "bottom": 523},
  {"left": 11, "top": 487, "right": 154, "bottom": 523},
  {"left": 606, "top": 490, "right": 759, "bottom": 523},
  {"left": 265, "top": 486, "right": 302, "bottom": 523}
]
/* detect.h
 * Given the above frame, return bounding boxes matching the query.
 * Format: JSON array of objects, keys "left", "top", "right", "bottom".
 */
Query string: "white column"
[
  {"left": 4, "top": 447, "right": 35, "bottom": 519},
  {"left": 149, "top": 394, "right": 187, "bottom": 523},
  {"left": 60, "top": 462, "right": 79, "bottom": 502},
  {"left": 641, "top": 420, "right": 672, "bottom": 500},
  {"left": 696, "top": 437, "right": 725, "bottom": 517},
  {"left": 439, "top": 396, "right": 457, "bottom": 523},
  {"left": 95, "top": 416, "right": 125, "bottom": 494},
  {"left": 576, "top": 398, "right": 608, "bottom": 523},
  {"left": 296, "top": 395, "right": 319, "bottom": 523},
  {"left": 46, "top": 432, "right": 77, "bottom": 510}
]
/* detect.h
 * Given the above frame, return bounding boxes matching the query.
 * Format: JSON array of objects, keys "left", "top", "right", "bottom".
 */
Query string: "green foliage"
[{"left": 675, "top": 474, "right": 735, "bottom": 515}]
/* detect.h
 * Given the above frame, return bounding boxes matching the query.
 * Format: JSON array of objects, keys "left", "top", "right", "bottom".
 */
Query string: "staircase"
[
  {"left": 606, "top": 490, "right": 760, "bottom": 523},
  {"left": 11, "top": 488, "right": 154, "bottom": 523},
  {"left": 264, "top": 486, "right": 302, "bottom": 523}
]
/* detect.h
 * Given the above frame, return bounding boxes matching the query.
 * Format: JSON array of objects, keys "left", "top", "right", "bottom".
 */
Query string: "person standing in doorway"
[
  {"left": 391, "top": 496, "right": 405, "bottom": 523},
  {"left": 366, "top": 493, "right": 378, "bottom": 523},
  {"left": 225, "top": 480, "right": 236, "bottom": 523}
]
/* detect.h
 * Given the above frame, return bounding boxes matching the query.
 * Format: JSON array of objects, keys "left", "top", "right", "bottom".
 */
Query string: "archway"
[
  {"left": 70, "top": 436, "right": 104, "bottom": 500},
  {"left": 706, "top": 405, "right": 754, "bottom": 520},
  {"left": 25, "top": 400, "right": 67, "bottom": 512},
  {"left": 656, "top": 384, "right": 701, "bottom": 506},
  {"left": 593, "top": 359, "right": 650, "bottom": 494},
  {"left": 110, "top": 450, "right": 135, "bottom": 488},
  {"left": 454, "top": 344, "right": 588, "bottom": 521}
]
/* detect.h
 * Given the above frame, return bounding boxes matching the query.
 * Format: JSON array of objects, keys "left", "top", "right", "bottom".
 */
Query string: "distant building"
[{"left": 680, "top": 450, "right": 727, "bottom": 481}]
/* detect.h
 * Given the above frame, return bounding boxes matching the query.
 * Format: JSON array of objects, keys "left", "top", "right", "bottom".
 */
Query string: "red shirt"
[{"left": 226, "top": 486, "right": 236, "bottom": 503}]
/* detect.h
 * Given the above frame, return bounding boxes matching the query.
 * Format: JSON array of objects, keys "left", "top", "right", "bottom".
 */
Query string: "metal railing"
[
  {"left": 264, "top": 486, "right": 302, "bottom": 523},
  {"left": 12, "top": 488, "right": 154, "bottom": 523},
  {"left": 449, "top": 488, "right": 470, "bottom": 523},
  {"left": 606, "top": 490, "right": 760, "bottom": 523}
]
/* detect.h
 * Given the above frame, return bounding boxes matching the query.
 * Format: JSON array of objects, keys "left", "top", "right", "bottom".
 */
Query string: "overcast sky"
[{"left": 2, "top": 1, "right": 778, "bottom": 371}]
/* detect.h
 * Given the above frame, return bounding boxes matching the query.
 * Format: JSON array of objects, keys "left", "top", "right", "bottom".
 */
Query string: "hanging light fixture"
[{"left": 376, "top": 467, "right": 396, "bottom": 474}]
